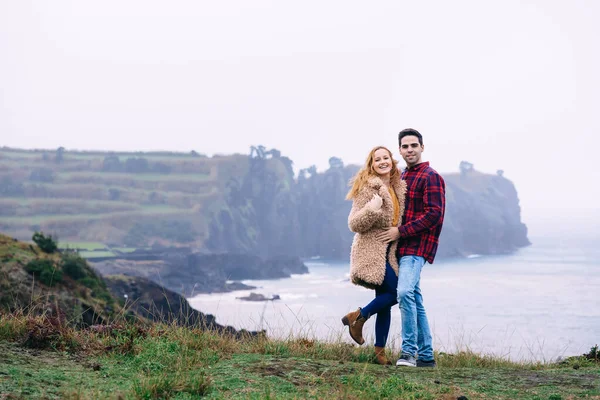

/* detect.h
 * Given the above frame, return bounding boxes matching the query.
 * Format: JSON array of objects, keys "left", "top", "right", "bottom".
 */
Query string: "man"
[{"left": 376, "top": 128, "right": 446, "bottom": 368}]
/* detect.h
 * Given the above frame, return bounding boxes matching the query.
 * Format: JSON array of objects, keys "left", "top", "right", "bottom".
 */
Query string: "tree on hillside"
[
  {"left": 124, "top": 157, "right": 149, "bottom": 173},
  {"left": 250, "top": 145, "right": 267, "bottom": 159},
  {"left": 102, "top": 155, "right": 122, "bottom": 172},
  {"left": 55, "top": 147, "right": 65, "bottom": 164},
  {"left": 266, "top": 149, "right": 281, "bottom": 158},
  {"left": 29, "top": 168, "right": 54, "bottom": 183},
  {"left": 0, "top": 176, "right": 24, "bottom": 196},
  {"left": 151, "top": 162, "right": 171, "bottom": 174},
  {"left": 328, "top": 157, "right": 344, "bottom": 169},
  {"left": 459, "top": 161, "right": 474, "bottom": 176},
  {"left": 108, "top": 188, "right": 121, "bottom": 201},
  {"left": 32, "top": 231, "right": 58, "bottom": 253}
]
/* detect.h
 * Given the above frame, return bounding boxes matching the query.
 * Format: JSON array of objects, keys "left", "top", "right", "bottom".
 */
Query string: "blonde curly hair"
[{"left": 346, "top": 146, "right": 400, "bottom": 200}]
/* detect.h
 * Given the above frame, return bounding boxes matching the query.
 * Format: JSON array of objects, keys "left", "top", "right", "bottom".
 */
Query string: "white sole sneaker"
[{"left": 396, "top": 359, "right": 416, "bottom": 367}]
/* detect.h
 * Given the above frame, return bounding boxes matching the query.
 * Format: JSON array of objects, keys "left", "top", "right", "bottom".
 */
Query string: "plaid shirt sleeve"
[{"left": 397, "top": 171, "right": 445, "bottom": 238}]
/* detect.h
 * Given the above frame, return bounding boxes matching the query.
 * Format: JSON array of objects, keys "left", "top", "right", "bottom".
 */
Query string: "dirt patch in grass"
[
  {"left": 248, "top": 357, "right": 357, "bottom": 380},
  {"left": 504, "top": 369, "right": 600, "bottom": 390}
]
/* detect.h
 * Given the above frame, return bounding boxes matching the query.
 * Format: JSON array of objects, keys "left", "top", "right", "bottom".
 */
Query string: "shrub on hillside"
[
  {"left": 102, "top": 155, "right": 122, "bottom": 172},
  {"left": 151, "top": 162, "right": 171, "bottom": 174},
  {"left": 25, "top": 259, "right": 63, "bottom": 286},
  {"left": 0, "top": 176, "right": 24, "bottom": 196},
  {"left": 61, "top": 252, "right": 88, "bottom": 280},
  {"left": 58, "top": 253, "right": 114, "bottom": 304},
  {"left": 108, "top": 188, "right": 121, "bottom": 201},
  {"left": 29, "top": 168, "right": 55, "bottom": 183},
  {"left": 583, "top": 345, "right": 599, "bottom": 362},
  {"left": 124, "top": 157, "right": 149, "bottom": 173},
  {"left": 32, "top": 231, "right": 58, "bottom": 254}
]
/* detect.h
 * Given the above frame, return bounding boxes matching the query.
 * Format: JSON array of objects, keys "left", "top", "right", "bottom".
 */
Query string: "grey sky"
[{"left": 1, "top": 1, "right": 598, "bottom": 225}]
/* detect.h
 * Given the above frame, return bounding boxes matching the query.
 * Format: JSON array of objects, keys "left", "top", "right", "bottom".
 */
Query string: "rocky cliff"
[
  {"left": 208, "top": 155, "right": 530, "bottom": 261},
  {"left": 91, "top": 250, "right": 308, "bottom": 297},
  {"left": 438, "top": 169, "right": 530, "bottom": 258}
]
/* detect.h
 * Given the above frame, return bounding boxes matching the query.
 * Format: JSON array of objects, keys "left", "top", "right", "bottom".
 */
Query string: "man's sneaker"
[
  {"left": 416, "top": 358, "right": 437, "bottom": 368},
  {"left": 396, "top": 353, "right": 416, "bottom": 367}
]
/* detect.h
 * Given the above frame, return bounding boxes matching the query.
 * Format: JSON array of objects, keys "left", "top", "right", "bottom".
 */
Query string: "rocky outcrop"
[
  {"left": 437, "top": 171, "right": 530, "bottom": 258},
  {"left": 91, "top": 250, "right": 308, "bottom": 297},
  {"left": 103, "top": 274, "right": 262, "bottom": 337},
  {"left": 236, "top": 292, "right": 281, "bottom": 302}
]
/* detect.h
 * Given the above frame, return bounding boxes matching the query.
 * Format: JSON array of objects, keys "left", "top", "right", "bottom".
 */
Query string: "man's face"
[{"left": 399, "top": 135, "right": 424, "bottom": 167}]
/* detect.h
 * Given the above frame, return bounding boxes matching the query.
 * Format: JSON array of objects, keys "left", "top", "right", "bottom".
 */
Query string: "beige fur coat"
[{"left": 348, "top": 173, "right": 407, "bottom": 289}]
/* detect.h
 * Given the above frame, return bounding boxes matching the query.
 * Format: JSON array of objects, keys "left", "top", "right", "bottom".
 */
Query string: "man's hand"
[{"left": 376, "top": 227, "right": 400, "bottom": 243}]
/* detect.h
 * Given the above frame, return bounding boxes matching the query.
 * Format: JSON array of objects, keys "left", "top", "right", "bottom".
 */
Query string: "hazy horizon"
[{"left": 2, "top": 1, "right": 599, "bottom": 225}]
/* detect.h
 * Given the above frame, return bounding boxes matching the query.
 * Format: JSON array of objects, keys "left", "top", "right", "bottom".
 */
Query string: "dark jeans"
[{"left": 360, "top": 260, "right": 399, "bottom": 347}]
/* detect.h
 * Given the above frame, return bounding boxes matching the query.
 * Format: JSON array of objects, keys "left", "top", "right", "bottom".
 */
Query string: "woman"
[{"left": 342, "top": 145, "right": 406, "bottom": 365}]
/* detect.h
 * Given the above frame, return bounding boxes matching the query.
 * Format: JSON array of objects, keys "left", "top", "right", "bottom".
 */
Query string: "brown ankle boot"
[
  {"left": 341, "top": 308, "right": 366, "bottom": 345},
  {"left": 374, "top": 346, "right": 392, "bottom": 365}
]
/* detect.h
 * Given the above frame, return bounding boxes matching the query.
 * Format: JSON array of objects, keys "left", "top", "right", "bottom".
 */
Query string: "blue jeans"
[
  {"left": 397, "top": 256, "right": 433, "bottom": 360},
  {"left": 360, "top": 261, "right": 398, "bottom": 347}
]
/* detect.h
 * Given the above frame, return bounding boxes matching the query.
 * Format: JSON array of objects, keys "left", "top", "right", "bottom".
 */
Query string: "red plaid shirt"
[{"left": 396, "top": 162, "right": 446, "bottom": 264}]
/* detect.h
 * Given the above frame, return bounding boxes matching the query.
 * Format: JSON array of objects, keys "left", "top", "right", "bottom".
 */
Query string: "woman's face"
[{"left": 372, "top": 148, "right": 393, "bottom": 177}]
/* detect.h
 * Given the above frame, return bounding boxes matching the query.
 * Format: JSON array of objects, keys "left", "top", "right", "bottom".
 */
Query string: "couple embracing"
[{"left": 342, "top": 128, "right": 446, "bottom": 368}]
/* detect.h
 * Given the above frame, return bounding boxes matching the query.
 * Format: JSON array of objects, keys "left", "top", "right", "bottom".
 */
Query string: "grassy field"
[
  {"left": 0, "top": 312, "right": 598, "bottom": 399},
  {"left": 59, "top": 242, "right": 109, "bottom": 251},
  {"left": 77, "top": 251, "right": 117, "bottom": 259},
  {"left": 0, "top": 205, "right": 187, "bottom": 224},
  {"left": 0, "top": 147, "right": 242, "bottom": 245},
  {"left": 58, "top": 171, "right": 213, "bottom": 183}
]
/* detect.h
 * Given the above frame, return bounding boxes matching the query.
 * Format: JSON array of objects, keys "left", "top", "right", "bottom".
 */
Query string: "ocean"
[{"left": 188, "top": 233, "right": 599, "bottom": 362}]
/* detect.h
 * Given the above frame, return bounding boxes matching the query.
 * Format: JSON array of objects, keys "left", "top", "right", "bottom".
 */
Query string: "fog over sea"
[{"left": 189, "top": 221, "right": 599, "bottom": 362}]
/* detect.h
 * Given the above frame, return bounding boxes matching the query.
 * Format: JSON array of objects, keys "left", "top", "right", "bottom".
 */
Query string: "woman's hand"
[{"left": 365, "top": 194, "right": 383, "bottom": 211}]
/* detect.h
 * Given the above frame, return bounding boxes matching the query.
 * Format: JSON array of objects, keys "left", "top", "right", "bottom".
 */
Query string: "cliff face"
[
  {"left": 207, "top": 156, "right": 530, "bottom": 261},
  {"left": 438, "top": 171, "right": 530, "bottom": 258}
]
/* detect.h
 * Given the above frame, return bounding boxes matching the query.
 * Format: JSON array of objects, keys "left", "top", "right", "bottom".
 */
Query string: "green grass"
[
  {"left": 0, "top": 197, "right": 137, "bottom": 208},
  {"left": 78, "top": 251, "right": 116, "bottom": 259},
  {"left": 59, "top": 242, "right": 108, "bottom": 251},
  {"left": 0, "top": 205, "right": 191, "bottom": 224},
  {"left": 0, "top": 147, "right": 235, "bottom": 248},
  {"left": 0, "top": 148, "right": 206, "bottom": 161},
  {"left": 58, "top": 171, "right": 213, "bottom": 183},
  {"left": 15, "top": 182, "right": 218, "bottom": 202},
  {"left": 0, "top": 313, "right": 598, "bottom": 400}
]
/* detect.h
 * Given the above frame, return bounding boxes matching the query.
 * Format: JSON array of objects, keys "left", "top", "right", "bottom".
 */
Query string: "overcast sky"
[{"left": 1, "top": 1, "right": 598, "bottom": 228}]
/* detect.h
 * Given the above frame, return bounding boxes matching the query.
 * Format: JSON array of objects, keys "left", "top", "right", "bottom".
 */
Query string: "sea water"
[{"left": 188, "top": 233, "right": 599, "bottom": 362}]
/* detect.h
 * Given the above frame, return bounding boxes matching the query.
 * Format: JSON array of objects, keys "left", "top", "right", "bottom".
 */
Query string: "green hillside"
[{"left": 0, "top": 147, "right": 251, "bottom": 247}]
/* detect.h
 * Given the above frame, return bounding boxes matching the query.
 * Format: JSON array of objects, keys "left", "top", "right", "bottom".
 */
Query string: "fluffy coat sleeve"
[{"left": 348, "top": 186, "right": 384, "bottom": 233}]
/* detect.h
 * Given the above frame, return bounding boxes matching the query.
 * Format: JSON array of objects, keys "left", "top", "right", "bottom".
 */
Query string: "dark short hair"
[{"left": 398, "top": 128, "right": 423, "bottom": 146}]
